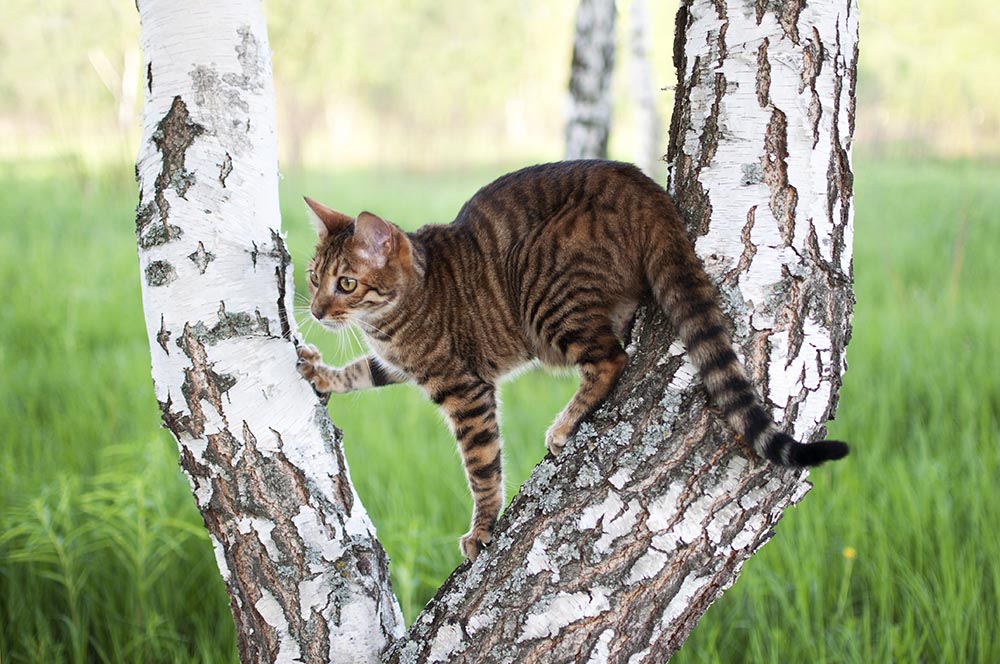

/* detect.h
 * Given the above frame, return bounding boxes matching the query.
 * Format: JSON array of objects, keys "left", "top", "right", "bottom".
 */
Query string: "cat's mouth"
[{"left": 318, "top": 317, "right": 348, "bottom": 331}]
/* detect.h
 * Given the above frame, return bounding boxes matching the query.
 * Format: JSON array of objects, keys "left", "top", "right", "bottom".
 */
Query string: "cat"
[{"left": 296, "top": 160, "right": 848, "bottom": 560}]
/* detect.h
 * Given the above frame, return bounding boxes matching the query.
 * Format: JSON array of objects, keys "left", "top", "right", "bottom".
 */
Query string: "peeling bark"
[{"left": 135, "top": 1, "right": 403, "bottom": 661}]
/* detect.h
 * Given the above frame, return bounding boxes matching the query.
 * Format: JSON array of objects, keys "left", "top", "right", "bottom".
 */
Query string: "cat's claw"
[{"left": 460, "top": 527, "right": 492, "bottom": 561}]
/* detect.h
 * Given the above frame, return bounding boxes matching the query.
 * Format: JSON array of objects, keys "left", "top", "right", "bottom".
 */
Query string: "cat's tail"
[{"left": 643, "top": 222, "right": 849, "bottom": 467}]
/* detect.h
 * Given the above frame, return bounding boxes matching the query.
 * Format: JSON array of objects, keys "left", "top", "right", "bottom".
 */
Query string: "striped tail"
[{"left": 644, "top": 234, "right": 849, "bottom": 467}]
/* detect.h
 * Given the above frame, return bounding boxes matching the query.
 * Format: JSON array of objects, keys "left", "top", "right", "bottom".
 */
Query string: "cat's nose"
[{"left": 311, "top": 303, "right": 325, "bottom": 320}]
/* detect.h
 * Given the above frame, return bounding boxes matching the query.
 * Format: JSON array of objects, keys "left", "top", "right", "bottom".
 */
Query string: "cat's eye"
[
  {"left": 337, "top": 276, "right": 358, "bottom": 293},
  {"left": 307, "top": 270, "right": 319, "bottom": 287}
]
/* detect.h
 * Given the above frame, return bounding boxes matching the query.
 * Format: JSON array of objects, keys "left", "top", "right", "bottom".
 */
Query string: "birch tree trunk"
[
  {"left": 134, "top": 1, "right": 403, "bottom": 661},
  {"left": 628, "top": 0, "right": 664, "bottom": 180},
  {"left": 385, "top": 0, "right": 858, "bottom": 661},
  {"left": 565, "top": 0, "right": 617, "bottom": 159},
  {"left": 137, "top": 0, "right": 856, "bottom": 661}
]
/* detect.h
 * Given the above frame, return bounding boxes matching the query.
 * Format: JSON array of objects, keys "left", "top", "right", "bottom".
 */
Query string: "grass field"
[{"left": 1, "top": 155, "right": 998, "bottom": 662}]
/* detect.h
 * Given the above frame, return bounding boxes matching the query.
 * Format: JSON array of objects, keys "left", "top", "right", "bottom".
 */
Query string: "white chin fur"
[{"left": 319, "top": 318, "right": 348, "bottom": 331}]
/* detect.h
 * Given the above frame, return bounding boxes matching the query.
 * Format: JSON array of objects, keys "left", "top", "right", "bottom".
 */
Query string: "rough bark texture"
[
  {"left": 565, "top": 0, "right": 617, "bottom": 160},
  {"left": 134, "top": 2, "right": 403, "bottom": 661},
  {"left": 628, "top": 0, "right": 664, "bottom": 180},
  {"left": 384, "top": 1, "right": 858, "bottom": 661}
]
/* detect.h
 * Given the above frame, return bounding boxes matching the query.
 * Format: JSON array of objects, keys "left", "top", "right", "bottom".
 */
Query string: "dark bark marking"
[
  {"left": 254, "top": 309, "right": 271, "bottom": 337},
  {"left": 157, "top": 314, "right": 171, "bottom": 354},
  {"left": 801, "top": 27, "right": 825, "bottom": 147},
  {"left": 753, "top": 0, "right": 805, "bottom": 44},
  {"left": 159, "top": 394, "right": 197, "bottom": 440},
  {"left": 756, "top": 38, "right": 771, "bottom": 108},
  {"left": 723, "top": 206, "right": 759, "bottom": 285},
  {"left": 698, "top": 72, "right": 726, "bottom": 169},
  {"left": 145, "top": 259, "right": 177, "bottom": 287},
  {"left": 152, "top": 95, "right": 204, "bottom": 210},
  {"left": 187, "top": 241, "right": 216, "bottom": 274},
  {"left": 183, "top": 301, "right": 272, "bottom": 347},
  {"left": 137, "top": 206, "right": 183, "bottom": 248},
  {"left": 146, "top": 61, "right": 152, "bottom": 94},
  {"left": 826, "top": 23, "right": 856, "bottom": 275},
  {"left": 270, "top": 230, "right": 293, "bottom": 341},
  {"left": 667, "top": 4, "right": 720, "bottom": 240},
  {"left": 777, "top": 0, "right": 805, "bottom": 44},
  {"left": 716, "top": 12, "right": 729, "bottom": 65},
  {"left": 219, "top": 152, "right": 233, "bottom": 187},
  {"left": 761, "top": 109, "right": 797, "bottom": 247},
  {"left": 177, "top": 323, "right": 236, "bottom": 438}
]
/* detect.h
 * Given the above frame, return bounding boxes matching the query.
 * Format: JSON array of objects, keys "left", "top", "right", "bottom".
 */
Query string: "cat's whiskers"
[
  {"left": 351, "top": 317, "right": 390, "bottom": 340},
  {"left": 293, "top": 303, "right": 318, "bottom": 338},
  {"left": 344, "top": 322, "right": 377, "bottom": 384}
]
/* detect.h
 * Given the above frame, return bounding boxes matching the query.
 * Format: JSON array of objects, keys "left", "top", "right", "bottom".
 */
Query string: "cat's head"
[{"left": 302, "top": 196, "right": 417, "bottom": 329}]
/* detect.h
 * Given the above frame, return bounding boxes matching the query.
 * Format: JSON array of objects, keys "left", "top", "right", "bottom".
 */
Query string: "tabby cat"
[{"left": 296, "top": 160, "right": 848, "bottom": 560}]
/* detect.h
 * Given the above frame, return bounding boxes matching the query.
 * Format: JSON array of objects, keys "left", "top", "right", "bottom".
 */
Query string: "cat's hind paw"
[
  {"left": 460, "top": 527, "right": 493, "bottom": 561},
  {"left": 545, "top": 422, "right": 571, "bottom": 456}
]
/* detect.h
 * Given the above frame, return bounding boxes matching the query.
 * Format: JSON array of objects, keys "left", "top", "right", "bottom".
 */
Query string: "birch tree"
[
  {"left": 136, "top": 0, "right": 857, "bottom": 661},
  {"left": 565, "top": 0, "right": 617, "bottom": 159},
  {"left": 135, "top": 1, "right": 402, "bottom": 660}
]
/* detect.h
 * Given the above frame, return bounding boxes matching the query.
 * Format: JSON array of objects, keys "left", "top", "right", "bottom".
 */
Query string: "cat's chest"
[{"left": 363, "top": 334, "right": 426, "bottom": 380}]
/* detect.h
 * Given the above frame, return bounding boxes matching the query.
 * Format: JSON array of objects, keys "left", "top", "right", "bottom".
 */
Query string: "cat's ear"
[
  {"left": 303, "top": 196, "right": 355, "bottom": 238},
  {"left": 354, "top": 211, "right": 395, "bottom": 268}
]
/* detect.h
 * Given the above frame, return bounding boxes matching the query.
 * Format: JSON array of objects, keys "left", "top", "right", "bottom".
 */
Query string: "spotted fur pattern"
[{"left": 297, "top": 160, "right": 848, "bottom": 560}]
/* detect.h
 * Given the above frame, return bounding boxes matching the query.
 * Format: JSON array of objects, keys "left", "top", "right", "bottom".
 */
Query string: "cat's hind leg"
[
  {"left": 433, "top": 379, "right": 503, "bottom": 561},
  {"left": 544, "top": 324, "right": 627, "bottom": 455}
]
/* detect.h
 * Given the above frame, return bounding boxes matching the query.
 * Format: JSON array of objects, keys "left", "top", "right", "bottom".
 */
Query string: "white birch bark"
[
  {"left": 565, "top": 0, "right": 617, "bottom": 160},
  {"left": 134, "top": 1, "right": 403, "bottom": 661},
  {"left": 385, "top": 0, "right": 858, "bottom": 661},
  {"left": 628, "top": 0, "right": 664, "bottom": 180}
]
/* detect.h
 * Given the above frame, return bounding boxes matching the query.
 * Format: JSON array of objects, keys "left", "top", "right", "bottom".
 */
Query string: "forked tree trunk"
[
  {"left": 136, "top": 0, "right": 857, "bottom": 662},
  {"left": 134, "top": 1, "right": 402, "bottom": 661},
  {"left": 565, "top": 0, "right": 617, "bottom": 159},
  {"left": 386, "top": 0, "right": 858, "bottom": 660}
]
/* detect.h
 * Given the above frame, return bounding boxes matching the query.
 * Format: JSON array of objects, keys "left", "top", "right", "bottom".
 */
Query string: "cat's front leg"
[
  {"left": 296, "top": 344, "right": 400, "bottom": 394},
  {"left": 434, "top": 379, "right": 503, "bottom": 561}
]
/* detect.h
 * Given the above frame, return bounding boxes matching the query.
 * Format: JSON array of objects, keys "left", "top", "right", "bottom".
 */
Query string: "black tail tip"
[{"left": 788, "top": 439, "right": 850, "bottom": 466}]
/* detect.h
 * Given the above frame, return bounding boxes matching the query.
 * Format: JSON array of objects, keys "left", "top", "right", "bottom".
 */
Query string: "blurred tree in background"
[{"left": 3, "top": 0, "right": 996, "bottom": 168}]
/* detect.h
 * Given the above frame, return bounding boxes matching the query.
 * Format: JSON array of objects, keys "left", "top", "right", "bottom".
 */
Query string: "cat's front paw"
[
  {"left": 460, "top": 527, "right": 493, "bottom": 561},
  {"left": 296, "top": 344, "right": 333, "bottom": 394}
]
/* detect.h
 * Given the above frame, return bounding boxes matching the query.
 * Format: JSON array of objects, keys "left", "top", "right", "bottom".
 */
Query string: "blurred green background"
[{"left": 2, "top": 1, "right": 999, "bottom": 663}]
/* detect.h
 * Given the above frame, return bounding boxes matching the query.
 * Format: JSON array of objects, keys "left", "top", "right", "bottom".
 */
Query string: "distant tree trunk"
[
  {"left": 134, "top": 1, "right": 403, "bottom": 661},
  {"left": 628, "top": 0, "right": 663, "bottom": 180},
  {"left": 565, "top": 0, "right": 616, "bottom": 159},
  {"left": 136, "top": 0, "right": 857, "bottom": 661}
]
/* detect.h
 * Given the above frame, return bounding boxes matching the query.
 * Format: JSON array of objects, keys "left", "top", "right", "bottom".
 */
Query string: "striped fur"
[{"left": 297, "top": 161, "right": 848, "bottom": 559}]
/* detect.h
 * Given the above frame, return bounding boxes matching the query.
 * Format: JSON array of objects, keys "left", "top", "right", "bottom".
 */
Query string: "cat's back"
[{"left": 453, "top": 160, "right": 662, "bottom": 237}]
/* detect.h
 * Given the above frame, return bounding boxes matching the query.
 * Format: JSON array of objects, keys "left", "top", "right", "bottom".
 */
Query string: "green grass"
[{"left": 1, "top": 155, "right": 998, "bottom": 662}]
